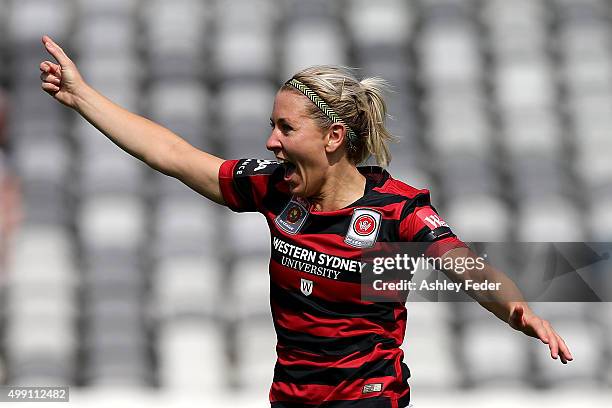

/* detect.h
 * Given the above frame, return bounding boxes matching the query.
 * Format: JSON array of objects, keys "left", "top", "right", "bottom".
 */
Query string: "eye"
[{"left": 269, "top": 119, "right": 275, "bottom": 128}]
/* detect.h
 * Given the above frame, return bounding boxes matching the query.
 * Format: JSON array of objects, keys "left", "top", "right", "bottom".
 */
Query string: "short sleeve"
[
  {"left": 218, "top": 158, "right": 286, "bottom": 213},
  {"left": 398, "top": 191, "right": 468, "bottom": 258}
]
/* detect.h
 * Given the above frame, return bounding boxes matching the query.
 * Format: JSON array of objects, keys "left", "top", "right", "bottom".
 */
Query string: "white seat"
[
  {"left": 516, "top": 197, "right": 585, "bottom": 241},
  {"left": 77, "top": 0, "right": 138, "bottom": 16},
  {"left": 228, "top": 213, "right": 271, "bottom": 256},
  {"left": 427, "top": 92, "right": 491, "bottom": 157},
  {"left": 445, "top": 194, "right": 511, "bottom": 241},
  {"left": 461, "top": 319, "right": 529, "bottom": 386},
  {"left": 500, "top": 108, "right": 562, "bottom": 157},
  {"left": 401, "top": 316, "right": 459, "bottom": 389},
  {"left": 154, "top": 256, "right": 221, "bottom": 319},
  {"left": 153, "top": 197, "right": 216, "bottom": 257},
  {"left": 418, "top": 23, "right": 481, "bottom": 85},
  {"left": 79, "top": 194, "right": 147, "bottom": 250},
  {"left": 587, "top": 199, "right": 612, "bottom": 240},
  {"left": 495, "top": 58, "right": 555, "bottom": 110},
  {"left": 8, "top": 225, "right": 77, "bottom": 287},
  {"left": 214, "top": 29, "right": 275, "bottom": 80},
  {"left": 142, "top": 0, "right": 207, "bottom": 57},
  {"left": 7, "top": 0, "right": 72, "bottom": 43},
  {"left": 234, "top": 317, "right": 276, "bottom": 390},
  {"left": 74, "top": 17, "right": 136, "bottom": 55},
  {"left": 282, "top": 22, "right": 348, "bottom": 80},
  {"left": 148, "top": 80, "right": 209, "bottom": 123},
  {"left": 158, "top": 320, "right": 226, "bottom": 389},
  {"left": 347, "top": 0, "right": 413, "bottom": 47},
  {"left": 231, "top": 255, "right": 271, "bottom": 319}
]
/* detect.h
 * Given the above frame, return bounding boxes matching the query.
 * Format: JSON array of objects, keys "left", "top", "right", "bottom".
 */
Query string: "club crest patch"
[
  {"left": 345, "top": 208, "right": 382, "bottom": 248},
  {"left": 275, "top": 198, "right": 309, "bottom": 235}
]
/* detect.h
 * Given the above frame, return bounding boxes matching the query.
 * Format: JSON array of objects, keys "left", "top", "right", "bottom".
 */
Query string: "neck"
[{"left": 308, "top": 162, "right": 366, "bottom": 212}]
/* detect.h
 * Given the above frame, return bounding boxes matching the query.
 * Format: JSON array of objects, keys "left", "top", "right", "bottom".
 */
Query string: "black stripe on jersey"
[
  {"left": 270, "top": 246, "right": 363, "bottom": 284},
  {"left": 262, "top": 169, "right": 292, "bottom": 216},
  {"left": 272, "top": 397, "right": 395, "bottom": 408},
  {"left": 275, "top": 323, "right": 397, "bottom": 356},
  {"left": 413, "top": 225, "right": 456, "bottom": 243},
  {"left": 273, "top": 359, "right": 397, "bottom": 386},
  {"left": 300, "top": 216, "right": 400, "bottom": 243},
  {"left": 398, "top": 193, "right": 433, "bottom": 221},
  {"left": 271, "top": 282, "right": 397, "bottom": 323}
]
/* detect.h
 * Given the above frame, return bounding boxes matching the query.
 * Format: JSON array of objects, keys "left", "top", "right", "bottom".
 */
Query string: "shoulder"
[{"left": 375, "top": 171, "right": 431, "bottom": 204}]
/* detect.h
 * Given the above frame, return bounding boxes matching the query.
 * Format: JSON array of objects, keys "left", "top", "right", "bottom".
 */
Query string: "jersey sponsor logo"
[
  {"left": 416, "top": 207, "right": 448, "bottom": 230},
  {"left": 345, "top": 208, "right": 382, "bottom": 248},
  {"left": 275, "top": 198, "right": 309, "bottom": 235},
  {"left": 300, "top": 278, "right": 313, "bottom": 296},
  {"left": 253, "top": 159, "right": 276, "bottom": 172},
  {"left": 362, "top": 383, "right": 383, "bottom": 394}
]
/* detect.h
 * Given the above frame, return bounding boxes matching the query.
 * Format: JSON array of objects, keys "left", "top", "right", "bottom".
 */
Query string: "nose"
[{"left": 266, "top": 129, "right": 282, "bottom": 153}]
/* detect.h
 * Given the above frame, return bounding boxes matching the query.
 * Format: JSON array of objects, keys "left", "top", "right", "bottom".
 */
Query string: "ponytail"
[{"left": 359, "top": 78, "right": 395, "bottom": 167}]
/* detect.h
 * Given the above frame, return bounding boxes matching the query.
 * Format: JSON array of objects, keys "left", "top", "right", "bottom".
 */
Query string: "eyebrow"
[{"left": 270, "top": 117, "right": 294, "bottom": 127}]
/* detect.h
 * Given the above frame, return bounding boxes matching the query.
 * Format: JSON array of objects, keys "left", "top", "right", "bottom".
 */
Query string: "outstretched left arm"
[{"left": 439, "top": 246, "right": 574, "bottom": 364}]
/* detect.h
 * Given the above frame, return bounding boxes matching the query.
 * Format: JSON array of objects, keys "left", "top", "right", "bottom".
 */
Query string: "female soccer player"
[{"left": 40, "top": 35, "right": 572, "bottom": 407}]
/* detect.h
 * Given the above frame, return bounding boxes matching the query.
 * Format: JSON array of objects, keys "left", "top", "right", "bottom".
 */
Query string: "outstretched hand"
[
  {"left": 39, "top": 35, "right": 86, "bottom": 108},
  {"left": 508, "top": 304, "right": 574, "bottom": 364}
]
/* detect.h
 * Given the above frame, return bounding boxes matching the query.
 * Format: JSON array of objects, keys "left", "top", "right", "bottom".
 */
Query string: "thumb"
[{"left": 42, "top": 35, "right": 72, "bottom": 67}]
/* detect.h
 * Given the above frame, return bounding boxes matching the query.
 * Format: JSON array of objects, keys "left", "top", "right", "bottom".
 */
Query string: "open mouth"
[{"left": 277, "top": 158, "right": 297, "bottom": 181}]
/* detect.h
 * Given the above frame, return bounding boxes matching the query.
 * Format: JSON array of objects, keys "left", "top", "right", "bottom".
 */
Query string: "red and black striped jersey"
[{"left": 219, "top": 158, "right": 467, "bottom": 408}]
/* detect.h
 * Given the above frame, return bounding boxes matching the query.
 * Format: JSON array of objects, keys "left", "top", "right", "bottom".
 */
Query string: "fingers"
[
  {"left": 40, "top": 72, "right": 61, "bottom": 86},
  {"left": 41, "top": 82, "right": 60, "bottom": 94},
  {"left": 551, "top": 328, "right": 573, "bottom": 364},
  {"left": 541, "top": 322, "right": 574, "bottom": 365},
  {"left": 40, "top": 61, "right": 61, "bottom": 75},
  {"left": 544, "top": 323, "right": 559, "bottom": 360},
  {"left": 41, "top": 35, "right": 72, "bottom": 67}
]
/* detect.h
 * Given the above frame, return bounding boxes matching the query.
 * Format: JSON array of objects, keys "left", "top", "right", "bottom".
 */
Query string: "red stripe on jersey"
[
  {"left": 218, "top": 159, "right": 243, "bottom": 211},
  {"left": 271, "top": 302, "right": 404, "bottom": 343},
  {"left": 276, "top": 344, "right": 404, "bottom": 370},
  {"left": 373, "top": 178, "right": 428, "bottom": 199}
]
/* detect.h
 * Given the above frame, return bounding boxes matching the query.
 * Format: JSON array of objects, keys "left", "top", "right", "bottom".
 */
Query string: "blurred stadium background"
[{"left": 0, "top": 0, "right": 611, "bottom": 406}]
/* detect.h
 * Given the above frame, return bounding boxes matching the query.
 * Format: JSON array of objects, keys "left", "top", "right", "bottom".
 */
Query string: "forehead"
[{"left": 271, "top": 89, "right": 310, "bottom": 120}]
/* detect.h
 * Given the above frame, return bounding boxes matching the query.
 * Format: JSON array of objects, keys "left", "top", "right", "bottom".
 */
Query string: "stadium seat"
[
  {"left": 153, "top": 255, "right": 222, "bottom": 319},
  {"left": 460, "top": 319, "right": 529, "bottom": 387},
  {"left": 230, "top": 255, "right": 271, "bottom": 319},
  {"left": 234, "top": 316, "right": 276, "bottom": 390},
  {"left": 157, "top": 319, "right": 226, "bottom": 389}
]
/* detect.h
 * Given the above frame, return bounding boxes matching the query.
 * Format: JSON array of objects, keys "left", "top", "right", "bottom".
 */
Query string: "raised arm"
[
  {"left": 440, "top": 246, "right": 574, "bottom": 364},
  {"left": 39, "top": 35, "right": 225, "bottom": 205}
]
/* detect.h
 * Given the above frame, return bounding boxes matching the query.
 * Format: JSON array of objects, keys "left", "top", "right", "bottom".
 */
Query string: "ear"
[{"left": 325, "top": 123, "right": 348, "bottom": 154}]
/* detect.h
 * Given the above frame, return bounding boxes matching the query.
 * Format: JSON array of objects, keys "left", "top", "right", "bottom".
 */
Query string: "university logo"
[
  {"left": 275, "top": 198, "right": 309, "bottom": 235},
  {"left": 345, "top": 208, "right": 382, "bottom": 248},
  {"left": 300, "top": 278, "right": 313, "bottom": 296}
]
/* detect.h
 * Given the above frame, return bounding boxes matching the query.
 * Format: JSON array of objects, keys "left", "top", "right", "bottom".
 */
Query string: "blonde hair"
[{"left": 282, "top": 66, "right": 396, "bottom": 167}]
